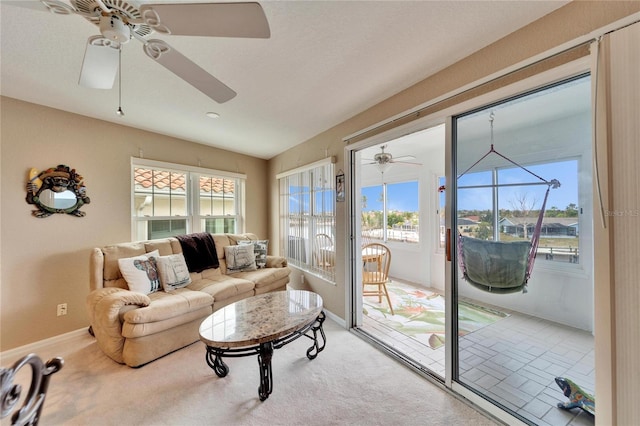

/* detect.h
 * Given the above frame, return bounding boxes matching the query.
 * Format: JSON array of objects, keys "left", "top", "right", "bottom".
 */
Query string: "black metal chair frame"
[{"left": 1, "top": 353, "right": 64, "bottom": 426}]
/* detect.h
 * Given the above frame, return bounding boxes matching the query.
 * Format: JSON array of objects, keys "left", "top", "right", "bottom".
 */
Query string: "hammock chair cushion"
[{"left": 460, "top": 236, "right": 531, "bottom": 293}]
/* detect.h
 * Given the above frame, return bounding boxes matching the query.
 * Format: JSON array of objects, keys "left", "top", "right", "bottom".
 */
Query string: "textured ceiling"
[{"left": 0, "top": 0, "right": 569, "bottom": 159}]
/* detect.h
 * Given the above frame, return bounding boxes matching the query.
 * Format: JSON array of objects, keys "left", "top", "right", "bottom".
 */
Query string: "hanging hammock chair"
[{"left": 457, "top": 141, "right": 560, "bottom": 294}]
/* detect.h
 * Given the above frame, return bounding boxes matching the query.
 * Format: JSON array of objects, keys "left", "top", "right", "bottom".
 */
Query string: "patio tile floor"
[{"left": 360, "top": 280, "right": 595, "bottom": 426}]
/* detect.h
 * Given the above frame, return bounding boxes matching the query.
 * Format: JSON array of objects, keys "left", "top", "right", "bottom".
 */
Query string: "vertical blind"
[{"left": 278, "top": 158, "right": 336, "bottom": 282}]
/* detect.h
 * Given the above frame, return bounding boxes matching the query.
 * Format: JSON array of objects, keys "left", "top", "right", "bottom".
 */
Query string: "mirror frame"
[{"left": 25, "top": 165, "right": 91, "bottom": 218}]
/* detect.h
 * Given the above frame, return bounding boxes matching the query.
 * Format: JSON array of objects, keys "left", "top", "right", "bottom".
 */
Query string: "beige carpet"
[{"left": 6, "top": 319, "right": 499, "bottom": 425}]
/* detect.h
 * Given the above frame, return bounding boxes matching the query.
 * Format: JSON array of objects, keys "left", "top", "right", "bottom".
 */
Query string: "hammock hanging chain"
[{"left": 458, "top": 112, "right": 557, "bottom": 187}]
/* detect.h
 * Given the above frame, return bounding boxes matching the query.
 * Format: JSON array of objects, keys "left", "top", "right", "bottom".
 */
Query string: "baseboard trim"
[
  {"left": 0, "top": 328, "right": 88, "bottom": 361},
  {"left": 323, "top": 309, "right": 346, "bottom": 328}
]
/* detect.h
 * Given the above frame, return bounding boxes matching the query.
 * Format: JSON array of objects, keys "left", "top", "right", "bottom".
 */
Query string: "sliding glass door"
[
  {"left": 452, "top": 75, "right": 595, "bottom": 424},
  {"left": 351, "top": 124, "right": 447, "bottom": 379}
]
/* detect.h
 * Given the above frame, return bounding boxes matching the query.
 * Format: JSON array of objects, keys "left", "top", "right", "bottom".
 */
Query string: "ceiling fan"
[
  {"left": 363, "top": 145, "right": 421, "bottom": 173},
  {"left": 22, "top": 0, "right": 271, "bottom": 103}
]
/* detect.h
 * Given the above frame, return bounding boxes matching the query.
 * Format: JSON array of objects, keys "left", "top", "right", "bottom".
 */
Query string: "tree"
[
  {"left": 565, "top": 203, "right": 579, "bottom": 217},
  {"left": 509, "top": 192, "right": 538, "bottom": 239},
  {"left": 387, "top": 212, "right": 405, "bottom": 228},
  {"left": 476, "top": 223, "right": 491, "bottom": 240},
  {"left": 547, "top": 206, "right": 560, "bottom": 217}
]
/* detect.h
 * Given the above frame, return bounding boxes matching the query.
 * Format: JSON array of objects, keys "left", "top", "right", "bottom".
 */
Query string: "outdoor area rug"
[{"left": 363, "top": 280, "right": 509, "bottom": 349}]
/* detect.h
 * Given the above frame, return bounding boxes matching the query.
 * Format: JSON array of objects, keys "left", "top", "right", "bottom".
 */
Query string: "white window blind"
[{"left": 278, "top": 158, "right": 336, "bottom": 282}]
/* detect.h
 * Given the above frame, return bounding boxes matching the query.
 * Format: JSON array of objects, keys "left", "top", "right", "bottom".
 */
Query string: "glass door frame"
[{"left": 345, "top": 56, "right": 591, "bottom": 425}]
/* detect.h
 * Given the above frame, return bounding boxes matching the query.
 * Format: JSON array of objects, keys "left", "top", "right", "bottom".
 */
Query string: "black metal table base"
[{"left": 204, "top": 311, "right": 326, "bottom": 401}]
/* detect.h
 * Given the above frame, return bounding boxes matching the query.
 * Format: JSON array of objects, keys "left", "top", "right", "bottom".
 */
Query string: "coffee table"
[{"left": 198, "top": 290, "right": 326, "bottom": 401}]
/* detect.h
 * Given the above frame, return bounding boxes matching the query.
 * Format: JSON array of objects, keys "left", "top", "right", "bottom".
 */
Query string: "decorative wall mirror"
[{"left": 25, "top": 165, "right": 90, "bottom": 218}]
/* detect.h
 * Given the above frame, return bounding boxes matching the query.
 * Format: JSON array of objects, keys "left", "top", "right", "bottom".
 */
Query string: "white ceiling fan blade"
[
  {"left": 139, "top": 2, "right": 270, "bottom": 38},
  {"left": 143, "top": 40, "right": 236, "bottom": 103},
  {"left": 393, "top": 161, "right": 423, "bottom": 166},
  {"left": 1, "top": 1, "right": 57, "bottom": 12},
  {"left": 78, "top": 36, "right": 120, "bottom": 89},
  {"left": 392, "top": 155, "right": 416, "bottom": 162}
]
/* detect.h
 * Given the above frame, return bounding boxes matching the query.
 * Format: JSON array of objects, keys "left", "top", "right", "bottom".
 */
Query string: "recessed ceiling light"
[{"left": 206, "top": 112, "right": 220, "bottom": 119}]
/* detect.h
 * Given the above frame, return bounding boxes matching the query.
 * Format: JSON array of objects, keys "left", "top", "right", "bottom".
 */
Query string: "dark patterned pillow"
[{"left": 239, "top": 239, "right": 268, "bottom": 269}]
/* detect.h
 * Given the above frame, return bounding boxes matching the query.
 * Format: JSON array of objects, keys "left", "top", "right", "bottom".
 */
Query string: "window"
[
  {"left": 361, "top": 180, "right": 419, "bottom": 244},
  {"left": 132, "top": 159, "right": 245, "bottom": 240},
  {"left": 458, "top": 159, "right": 580, "bottom": 264},
  {"left": 455, "top": 74, "right": 590, "bottom": 267},
  {"left": 278, "top": 158, "right": 335, "bottom": 282}
]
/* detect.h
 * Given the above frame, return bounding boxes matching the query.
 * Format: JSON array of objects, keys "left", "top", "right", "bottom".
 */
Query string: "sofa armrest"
[
  {"left": 86, "top": 288, "right": 150, "bottom": 364},
  {"left": 266, "top": 255, "right": 288, "bottom": 268},
  {"left": 89, "top": 247, "right": 105, "bottom": 291}
]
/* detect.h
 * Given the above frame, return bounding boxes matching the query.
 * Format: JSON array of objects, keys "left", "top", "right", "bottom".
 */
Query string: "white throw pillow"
[
  {"left": 118, "top": 250, "right": 161, "bottom": 294},
  {"left": 239, "top": 239, "right": 269, "bottom": 269},
  {"left": 156, "top": 253, "right": 192, "bottom": 291},
  {"left": 224, "top": 244, "right": 257, "bottom": 273}
]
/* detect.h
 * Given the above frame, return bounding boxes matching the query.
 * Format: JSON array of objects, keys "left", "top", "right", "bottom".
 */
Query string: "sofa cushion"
[
  {"left": 233, "top": 267, "right": 291, "bottom": 289},
  {"left": 103, "top": 242, "right": 146, "bottom": 281},
  {"left": 122, "top": 306, "right": 212, "bottom": 339},
  {"left": 226, "top": 233, "right": 258, "bottom": 245},
  {"left": 122, "top": 288, "right": 213, "bottom": 324},
  {"left": 224, "top": 244, "right": 257, "bottom": 273},
  {"left": 210, "top": 234, "right": 230, "bottom": 261},
  {"left": 239, "top": 239, "right": 268, "bottom": 269},
  {"left": 118, "top": 250, "right": 161, "bottom": 294},
  {"left": 156, "top": 253, "right": 192, "bottom": 291},
  {"left": 187, "top": 275, "right": 254, "bottom": 301},
  {"left": 144, "top": 239, "right": 176, "bottom": 256}
]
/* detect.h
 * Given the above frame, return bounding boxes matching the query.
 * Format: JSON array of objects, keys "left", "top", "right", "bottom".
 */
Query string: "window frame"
[
  {"left": 131, "top": 158, "right": 246, "bottom": 240},
  {"left": 361, "top": 179, "right": 420, "bottom": 245},
  {"left": 277, "top": 157, "right": 336, "bottom": 283},
  {"left": 457, "top": 157, "right": 582, "bottom": 266},
  {"left": 453, "top": 73, "right": 592, "bottom": 274}
]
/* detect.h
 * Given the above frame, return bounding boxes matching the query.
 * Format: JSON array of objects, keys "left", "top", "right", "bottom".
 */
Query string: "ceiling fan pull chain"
[{"left": 116, "top": 46, "right": 124, "bottom": 117}]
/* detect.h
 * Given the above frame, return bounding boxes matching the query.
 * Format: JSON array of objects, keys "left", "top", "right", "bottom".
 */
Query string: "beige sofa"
[{"left": 87, "top": 233, "right": 290, "bottom": 367}]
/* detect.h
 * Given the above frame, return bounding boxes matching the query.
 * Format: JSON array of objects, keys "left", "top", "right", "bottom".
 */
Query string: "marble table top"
[{"left": 199, "top": 290, "right": 323, "bottom": 348}]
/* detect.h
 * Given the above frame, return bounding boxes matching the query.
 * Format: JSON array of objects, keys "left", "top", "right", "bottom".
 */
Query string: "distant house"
[
  {"left": 457, "top": 217, "right": 480, "bottom": 235},
  {"left": 499, "top": 217, "right": 579, "bottom": 237}
]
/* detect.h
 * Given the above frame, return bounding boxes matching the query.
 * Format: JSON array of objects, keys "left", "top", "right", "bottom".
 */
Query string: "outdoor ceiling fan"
[
  {"left": 363, "top": 145, "right": 421, "bottom": 173},
  {"left": 27, "top": 0, "right": 271, "bottom": 103}
]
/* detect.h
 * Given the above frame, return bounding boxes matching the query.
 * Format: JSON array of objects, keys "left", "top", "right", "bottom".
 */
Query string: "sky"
[{"left": 362, "top": 159, "right": 578, "bottom": 213}]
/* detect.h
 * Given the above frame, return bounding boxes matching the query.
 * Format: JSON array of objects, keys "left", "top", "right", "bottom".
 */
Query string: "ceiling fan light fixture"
[
  {"left": 99, "top": 15, "right": 131, "bottom": 44},
  {"left": 206, "top": 112, "right": 220, "bottom": 119},
  {"left": 376, "top": 162, "right": 392, "bottom": 174}
]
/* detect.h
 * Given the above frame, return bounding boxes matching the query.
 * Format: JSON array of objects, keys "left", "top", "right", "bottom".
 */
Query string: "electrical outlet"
[{"left": 57, "top": 303, "right": 67, "bottom": 316}]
